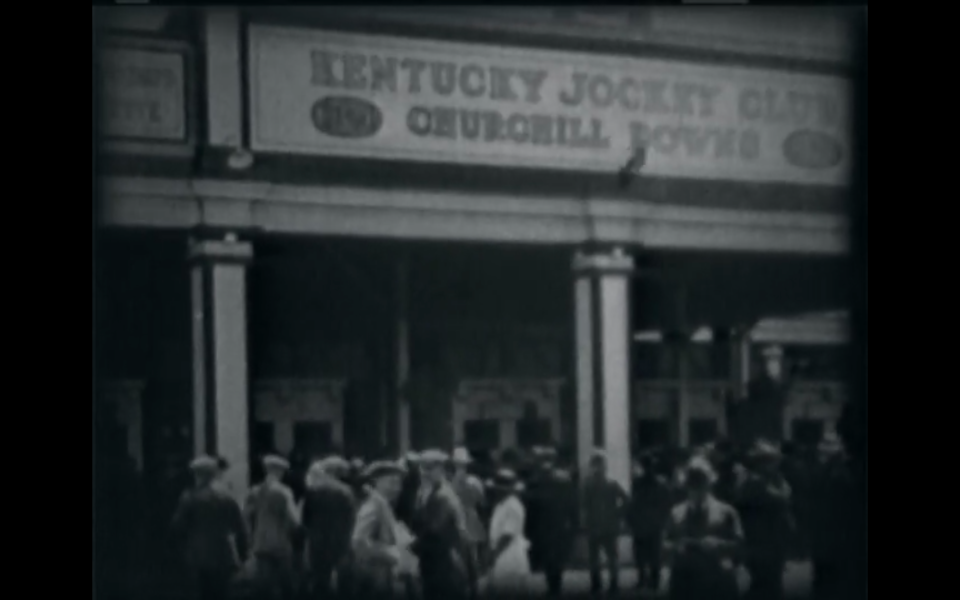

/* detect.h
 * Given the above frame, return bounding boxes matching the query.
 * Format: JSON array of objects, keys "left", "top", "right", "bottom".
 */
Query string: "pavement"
[
  {"left": 517, "top": 562, "right": 813, "bottom": 597},
  {"left": 122, "top": 561, "right": 815, "bottom": 599}
]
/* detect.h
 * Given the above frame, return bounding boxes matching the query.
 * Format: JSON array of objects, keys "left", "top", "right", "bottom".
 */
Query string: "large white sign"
[
  {"left": 100, "top": 47, "right": 187, "bottom": 141},
  {"left": 250, "top": 25, "right": 852, "bottom": 187}
]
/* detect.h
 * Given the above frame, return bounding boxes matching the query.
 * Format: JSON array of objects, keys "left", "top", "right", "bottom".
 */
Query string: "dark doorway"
[
  {"left": 689, "top": 418, "right": 719, "bottom": 446},
  {"left": 294, "top": 421, "right": 334, "bottom": 461},
  {"left": 637, "top": 419, "right": 670, "bottom": 450},
  {"left": 791, "top": 418, "right": 825, "bottom": 447},
  {"left": 464, "top": 419, "right": 501, "bottom": 451}
]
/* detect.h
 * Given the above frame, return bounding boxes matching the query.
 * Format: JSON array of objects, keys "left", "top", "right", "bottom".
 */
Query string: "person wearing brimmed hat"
[
  {"left": 395, "top": 451, "right": 423, "bottom": 530},
  {"left": 581, "top": 448, "right": 630, "bottom": 597},
  {"left": 739, "top": 440, "right": 794, "bottom": 600},
  {"left": 300, "top": 457, "right": 357, "bottom": 599},
  {"left": 525, "top": 445, "right": 576, "bottom": 598},
  {"left": 808, "top": 431, "right": 855, "bottom": 600},
  {"left": 450, "top": 447, "right": 486, "bottom": 600},
  {"left": 410, "top": 448, "right": 471, "bottom": 600},
  {"left": 482, "top": 469, "right": 531, "bottom": 596},
  {"left": 170, "top": 456, "right": 249, "bottom": 600},
  {"left": 351, "top": 460, "right": 407, "bottom": 599},
  {"left": 242, "top": 454, "right": 300, "bottom": 600},
  {"left": 629, "top": 452, "right": 672, "bottom": 593},
  {"left": 662, "top": 456, "right": 743, "bottom": 600}
]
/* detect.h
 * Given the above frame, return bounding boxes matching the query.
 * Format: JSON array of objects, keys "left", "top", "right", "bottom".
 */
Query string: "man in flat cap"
[
  {"left": 739, "top": 441, "right": 794, "bottom": 600},
  {"left": 300, "top": 457, "right": 357, "bottom": 600},
  {"left": 411, "top": 449, "right": 470, "bottom": 600},
  {"left": 579, "top": 449, "right": 630, "bottom": 598},
  {"left": 244, "top": 454, "right": 300, "bottom": 600},
  {"left": 449, "top": 447, "right": 486, "bottom": 600},
  {"left": 663, "top": 457, "right": 743, "bottom": 600},
  {"left": 352, "top": 460, "right": 407, "bottom": 600},
  {"left": 395, "top": 452, "right": 422, "bottom": 529},
  {"left": 171, "top": 456, "right": 249, "bottom": 600}
]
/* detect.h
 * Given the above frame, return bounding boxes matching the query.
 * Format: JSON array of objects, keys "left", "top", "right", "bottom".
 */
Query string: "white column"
[
  {"left": 574, "top": 273, "right": 595, "bottom": 473},
  {"left": 190, "top": 235, "right": 253, "bottom": 498},
  {"left": 191, "top": 267, "right": 207, "bottom": 456},
  {"left": 573, "top": 247, "right": 634, "bottom": 492}
]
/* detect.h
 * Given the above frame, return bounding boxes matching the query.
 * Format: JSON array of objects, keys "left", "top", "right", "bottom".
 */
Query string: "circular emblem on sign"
[
  {"left": 311, "top": 96, "right": 383, "bottom": 139},
  {"left": 782, "top": 129, "right": 844, "bottom": 170}
]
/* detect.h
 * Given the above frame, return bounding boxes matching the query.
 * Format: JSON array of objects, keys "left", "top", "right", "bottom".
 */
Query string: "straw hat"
[
  {"left": 749, "top": 440, "right": 783, "bottom": 462},
  {"left": 685, "top": 456, "right": 718, "bottom": 486},
  {"left": 419, "top": 449, "right": 450, "bottom": 465},
  {"left": 189, "top": 455, "right": 218, "bottom": 474},
  {"left": 364, "top": 460, "right": 406, "bottom": 481},
  {"left": 818, "top": 431, "right": 844, "bottom": 455},
  {"left": 263, "top": 454, "right": 290, "bottom": 471},
  {"left": 452, "top": 447, "right": 472, "bottom": 465},
  {"left": 486, "top": 469, "right": 524, "bottom": 493}
]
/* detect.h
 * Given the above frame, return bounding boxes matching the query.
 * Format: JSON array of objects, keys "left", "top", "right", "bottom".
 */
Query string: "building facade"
[{"left": 94, "top": 7, "right": 856, "bottom": 498}]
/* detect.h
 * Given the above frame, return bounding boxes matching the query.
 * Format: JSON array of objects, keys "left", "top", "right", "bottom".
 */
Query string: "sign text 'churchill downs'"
[{"left": 249, "top": 26, "right": 851, "bottom": 186}]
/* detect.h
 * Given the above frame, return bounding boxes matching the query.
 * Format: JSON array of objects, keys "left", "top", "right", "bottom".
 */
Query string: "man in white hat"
[
  {"left": 171, "top": 456, "right": 249, "bottom": 600},
  {"left": 244, "top": 454, "right": 300, "bottom": 600},
  {"left": 663, "top": 457, "right": 743, "bottom": 600}
]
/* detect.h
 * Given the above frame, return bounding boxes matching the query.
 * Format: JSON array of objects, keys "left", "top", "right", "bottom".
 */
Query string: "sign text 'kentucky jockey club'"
[{"left": 249, "top": 26, "right": 851, "bottom": 186}]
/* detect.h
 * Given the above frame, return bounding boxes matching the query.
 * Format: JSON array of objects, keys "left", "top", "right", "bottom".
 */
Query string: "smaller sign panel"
[{"left": 99, "top": 46, "right": 187, "bottom": 142}]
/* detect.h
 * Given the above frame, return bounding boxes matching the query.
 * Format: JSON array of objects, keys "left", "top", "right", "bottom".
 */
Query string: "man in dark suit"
[
  {"left": 581, "top": 450, "right": 630, "bottom": 598},
  {"left": 740, "top": 441, "right": 794, "bottom": 600},
  {"left": 301, "top": 457, "right": 357, "bottom": 600},
  {"left": 410, "top": 449, "right": 469, "bottom": 600},
  {"left": 170, "top": 456, "right": 249, "bottom": 600},
  {"left": 630, "top": 454, "right": 672, "bottom": 593},
  {"left": 526, "top": 447, "right": 578, "bottom": 599}
]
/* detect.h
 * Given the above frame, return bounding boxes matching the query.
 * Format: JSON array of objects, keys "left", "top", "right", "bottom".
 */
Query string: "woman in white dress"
[{"left": 484, "top": 469, "right": 531, "bottom": 597}]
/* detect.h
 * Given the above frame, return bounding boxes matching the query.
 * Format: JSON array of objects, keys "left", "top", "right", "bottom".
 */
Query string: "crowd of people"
[{"left": 167, "top": 429, "right": 858, "bottom": 600}]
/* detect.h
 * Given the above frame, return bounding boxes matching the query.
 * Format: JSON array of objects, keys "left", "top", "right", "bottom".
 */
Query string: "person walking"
[
  {"left": 526, "top": 447, "right": 577, "bottom": 599},
  {"left": 739, "top": 441, "right": 794, "bottom": 600},
  {"left": 630, "top": 454, "right": 672, "bottom": 593},
  {"left": 171, "top": 456, "right": 248, "bottom": 600},
  {"left": 450, "top": 447, "right": 487, "bottom": 600},
  {"left": 410, "top": 449, "right": 470, "bottom": 600},
  {"left": 808, "top": 432, "right": 855, "bottom": 600},
  {"left": 484, "top": 469, "right": 532, "bottom": 598},
  {"left": 581, "top": 449, "right": 630, "bottom": 598},
  {"left": 662, "top": 457, "right": 743, "bottom": 600},
  {"left": 395, "top": 452, "right": 423, "bottom": 600},
  {"left": 352, "top": 460, "right": 408, "bottom": 600},
  {"left": 244, "top": 454, "right": 301, "bottom": 600},
  {"left": 301, "top": 457, "right": 357, "bottom": 600}
]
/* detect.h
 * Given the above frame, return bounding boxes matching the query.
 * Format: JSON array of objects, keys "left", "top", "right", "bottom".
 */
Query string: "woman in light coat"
[{"left": 483, "top": 469, "right": 531, "bottom": 597}]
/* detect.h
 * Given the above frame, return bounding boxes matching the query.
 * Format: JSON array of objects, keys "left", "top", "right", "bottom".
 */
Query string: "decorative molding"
[{"left": 100, "top": 177, "right": 849, "bottom": 255}]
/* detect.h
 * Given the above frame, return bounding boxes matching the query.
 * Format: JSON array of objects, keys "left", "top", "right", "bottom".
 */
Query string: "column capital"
[
  {"left": 572, "top": 246, "right": 634, "bottom": 276},
  {"left": 188, "top": 235, "right": 253, "bottom": 265}
]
